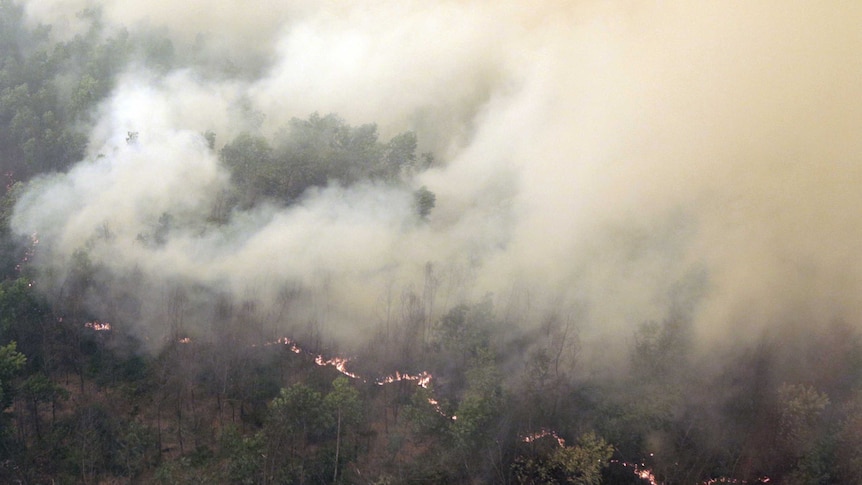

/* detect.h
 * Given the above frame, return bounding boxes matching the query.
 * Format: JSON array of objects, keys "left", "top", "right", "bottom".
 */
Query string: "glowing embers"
[
  {"left": 376, "top": 370, "right": 433, "bottom": 388},
  {"left": 521, "top": 428, "right": 566, "bottom": 448},
  {"left": 609, "top": 460, "right": 659, "bottom": 485},
  {"left": 16, "top": 232, "right": 39, "bottom": 273},
  {"left": 701, "top": 476, "right": 771, "bottom": 484},
  {"left": 272, "top": 337, "right": 302, "bottom": 353},
  {"left": 84, "top": 321, "right": 112, "bottom": 331}
]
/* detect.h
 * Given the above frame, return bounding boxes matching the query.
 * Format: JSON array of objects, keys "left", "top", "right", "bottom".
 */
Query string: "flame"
[
  {"left": 16, "top": 232, "right": 39, "bottom": 273},
  {"left": 84, "top": 321, "right": 112, "bottom": 331},
  {"left": 701, "top": 476, "right": 771, "bottom": 484},
  {"left": 521, "top": 428, "right": 566, "bottom": 448},
  {"left": 375, "top": 370, "right": 433, "bottom": 388},
  {"left": 178, "top": 337, "right": 191, "bottom": 344},
  {"left": 314, "top": 355, "right": 362, "bottom": 380},
  {"left": 609, "top": 460, "right": 660, "bottom": 485},
  {"left": 270, "top": 336, "right": 457, "bottom": 419},
  {"left": 519, "top": 430, "right": 663, "bottom": 484}
]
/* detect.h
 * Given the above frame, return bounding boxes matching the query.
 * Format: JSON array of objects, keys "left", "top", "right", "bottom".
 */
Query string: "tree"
[
  {"left": 513, "top": 432, "right": 614, "bottom": 485},
  {"left": 266, "top": 383, "right": 330, "bottom": 484},
  {"left": 413, "top": 186, "right": 436, "bottom": 219},
  {"left": 0, "top": 341, "right": 25, "bottom": 409},
  {"left": 777, "top": 383, "right": 832, "bottom": 483},
  {"left": 384, "top": 131, "right": 417, "bottom": 180},
  {"left": 19, "top": 372, "right": 68, "bottom": 440},
  {"left": 324, "top": 376, "right": 362, "bottom": 484},
  {"left": 449, "top": 347, "right": 505, "bottom": 481},
  {"left": 220, "top": 132, "right": 276, "bottom": 207}
]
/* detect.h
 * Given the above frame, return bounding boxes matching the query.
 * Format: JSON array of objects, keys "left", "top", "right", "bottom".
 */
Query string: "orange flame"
[
  {"left": 84, "top": 321, "right": 112, "bottom": 331},
  {"left": 375, "top": 370, "right": 433, "bottom": 388},
  {"left": 522, "top": 428, "right": 566, "bottom": 448},
  {"left": 314, "top": 355, "right": 363, "bottom": 380},
  {"left": 609, "top": 460, "right": 659, "bottom": 485},
  {"left": 271, "top": 336, "right": 457, "bottom": 419}
]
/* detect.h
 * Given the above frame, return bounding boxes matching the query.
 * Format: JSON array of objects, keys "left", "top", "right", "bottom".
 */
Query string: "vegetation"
[{"left": 1, "top": 2, "right": 861, "bottom": 484}]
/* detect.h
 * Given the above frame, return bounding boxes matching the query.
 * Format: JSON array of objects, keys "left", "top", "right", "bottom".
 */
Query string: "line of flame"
[
  {"left": 521, "top": 428, "right": 566, "bottom": 448},
  {"left": 701, "top": 476, "right": 771, "bottom": 484},
  {"left": 84, "top": 321, "right": 112, "bottom": 331},
  {"left": 273, "top": 336, "right": 456, "bottom": 419}
]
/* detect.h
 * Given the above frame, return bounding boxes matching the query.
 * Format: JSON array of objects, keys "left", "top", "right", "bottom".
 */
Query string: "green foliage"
[
  {"left": 20, "top": 372, "right": 67, "bottom": 405},
  {"left": 116, "top": 420, "right": 158, "bottom": 478},
  {"left": 513, "top": 432, "right": 613, "bottom": 485},
  {"left": 404, "top": 386, "right": 448, "bottom": 437},
  {"left": 0, "top": 341, "right": 25, "bottom": 407},
  {"left": 384, "top": 131, "right": 417, "bottom": 179},
  {"left": 155, "top": 455, "right": 219, "bottom": 485},
  {"left": 66, "top": 402, "right": 122, "bottom": 480},
  {"left": 778, "top": 383, "right": 830, "bottom": 448},
  {"left": 325, "top": 376, "right": 363, "bottom": 424},
  {"left": 0, "top": 277, "right": 46, "bottom": 335},
  {"left": 413, "top": 185, "right": 436, "bottom": 219},
  {"left": 433, "top": 299, "right": 495, "bottom": 363},
  {"left": 630, "top": 315, "right": 690, "bottom": 381},
  {"left": 268, "top": 382, "right": 330, "bottom": 436},
  {"left": 777, "top": 383, "right": 832, "bottom": 482},
  {"left": 220, "top": 113, "right": 430, "bottom": 209},
  {"left": 220, "top": 132, "right": 276, "bottom": 206},
  {"left": 219, "top": 427, "right": 265, "bottom": 485}
]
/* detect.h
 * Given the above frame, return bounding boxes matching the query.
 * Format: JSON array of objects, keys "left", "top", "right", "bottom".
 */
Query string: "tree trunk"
[{"left": 333, "top": 409, "right": 342, "bottom": 484}]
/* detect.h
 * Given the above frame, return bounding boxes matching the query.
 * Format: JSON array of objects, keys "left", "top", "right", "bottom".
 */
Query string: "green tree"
[
  {"left": 324, "top": 376, "right": 363, "bottom": 484},
  {"left": 19, "top": 372, "right": 68, "bottom": 440},
  {"left": 220, "top": 132, "right": 276, "bottom": 207},
  {"left": 0, "top": 341, "right": 25, "bottom": 409},
  {"left": 413, "top": 186, "right": 436, "bottom": 219},
  {"left": 513, "top": 432, "right": 614, "bottom": 485},
  {"left": 266, "top": 383, "right": 330, "bottom": 484},
  {"left": 219, "top": 426, "right": 264, "bottom": 485},
  {"left": 449, "top": 347, "right": 504, "bottom": 481},
  {"left": 383, "top": 131, "right": 417, "bottom": 180}
]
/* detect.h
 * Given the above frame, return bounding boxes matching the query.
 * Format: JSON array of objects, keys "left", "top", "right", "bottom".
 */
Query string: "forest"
[{"left": 3, "top": 1, "right": 862, "bottom": 484}]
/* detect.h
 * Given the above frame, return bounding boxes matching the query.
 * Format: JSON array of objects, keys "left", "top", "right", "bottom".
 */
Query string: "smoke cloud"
[{"left": 11, "top": 1, "right": 862, "bottom": 358}]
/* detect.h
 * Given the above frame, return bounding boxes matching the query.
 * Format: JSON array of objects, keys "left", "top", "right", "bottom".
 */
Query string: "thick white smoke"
[{"left": 11, "top": 1, "right": 862, "bottom": 355}]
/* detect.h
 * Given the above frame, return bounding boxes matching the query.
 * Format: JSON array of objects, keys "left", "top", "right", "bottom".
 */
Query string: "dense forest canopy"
[{"left": 2, "top": 1, "right": 862, "bottom": 483}]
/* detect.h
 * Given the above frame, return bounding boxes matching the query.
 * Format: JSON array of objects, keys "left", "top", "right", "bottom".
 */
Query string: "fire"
[
  {"left": 610, "top": 459, "right": 660, "bottom": 485},
  {"left": 272, "top": 336, "right": 456, "bottom": 419},
  {"left": 84, "top": 321, "right": 112, "bottom": 331},
  {"left": 178, "top": 337, "right": 191, "bottom": 344},
  {"left": 375, "top": 370, "right": 433, "bottom": 388},
  {"left": 315, "top": 355, "right": 362, "bottom": 380},
  {"left": 701, "top": 476, "right": 771, "bottom": 484},
  {"left": 522, "top": 428, "right": 566, "bottom": 448},
  {"left": 16, "top": 232, "right": 39, "bottom": 273},
  {"left": 519, "top": 429, "right": 662, "bottom": 484}
]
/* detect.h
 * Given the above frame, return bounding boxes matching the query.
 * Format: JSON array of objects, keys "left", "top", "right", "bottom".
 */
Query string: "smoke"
[{"left": 11, "top": 1, "right": 862, "bottom": 357}]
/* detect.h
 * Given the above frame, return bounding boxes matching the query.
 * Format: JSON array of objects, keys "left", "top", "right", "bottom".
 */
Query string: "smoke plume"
[{"left": 11, "top": 1, "right": 862, "bottom": 358}]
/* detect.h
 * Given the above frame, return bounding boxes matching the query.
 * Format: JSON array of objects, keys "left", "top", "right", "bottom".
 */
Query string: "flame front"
[
  {"left": 521, "top": 428, "right": 566, "bottom": 448},
  {"left": 375, "top": 370, "right": 433, "bottom": 388},
  {"left": 273, "top": 336, "right": 456, "bottom": 419},
  {"left": 84, "top": 321, "right": 112, "bottom": 331}
]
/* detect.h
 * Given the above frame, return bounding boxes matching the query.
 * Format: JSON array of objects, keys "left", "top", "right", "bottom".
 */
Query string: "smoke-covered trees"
[
  {"left": 220, "top": 113, "right": 434, "bottom": 211},
  {"left": 7, "top": 3, "right": 862, "bottom": 483}
]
